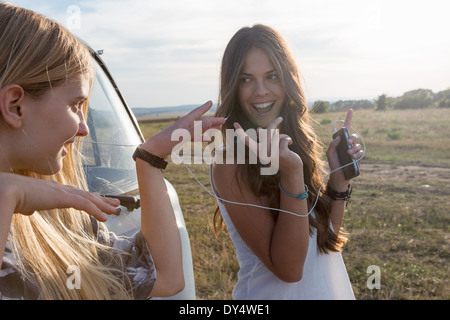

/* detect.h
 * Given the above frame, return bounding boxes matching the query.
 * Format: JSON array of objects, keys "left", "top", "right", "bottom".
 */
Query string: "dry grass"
[{"left": 139, "top": 107, "right": 450, "bottom": 300}]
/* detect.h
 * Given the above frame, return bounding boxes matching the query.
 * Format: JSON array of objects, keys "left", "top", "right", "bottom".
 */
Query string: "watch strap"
[{"left": 132, "top": 146, "right": 168, "bottom": 169}]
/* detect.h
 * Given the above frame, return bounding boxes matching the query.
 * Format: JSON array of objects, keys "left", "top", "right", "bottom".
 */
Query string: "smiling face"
[
  {"left": 19, "top": 75, "right": 90, "bottom": 174},
  {"left": 238, "top": 47, "right": 285, "bottom": 128}
]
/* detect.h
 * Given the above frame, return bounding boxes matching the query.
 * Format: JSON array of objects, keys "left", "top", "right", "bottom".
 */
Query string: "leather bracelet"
[
  {"left": 132, "top": 146, "right": 168, "bottom": 169},
  {"left": 326, "top": 183, "right": 352, "bottom": 201}
]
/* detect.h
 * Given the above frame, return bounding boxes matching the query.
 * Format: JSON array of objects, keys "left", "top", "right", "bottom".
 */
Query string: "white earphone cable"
[
  {"left": 174, "top": 122, "right": 366, "bottom": 218},
  {"left": 84, "top": 121, "right": 366, "bottom": 218}
]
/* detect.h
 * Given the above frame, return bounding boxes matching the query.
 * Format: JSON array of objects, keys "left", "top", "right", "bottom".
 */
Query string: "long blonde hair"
[
  {"left": 1, "top": 3, "right": 132, "bottom": 299},
  {"left": 214, "top": 25, "right": 347, "bottom": 253}
]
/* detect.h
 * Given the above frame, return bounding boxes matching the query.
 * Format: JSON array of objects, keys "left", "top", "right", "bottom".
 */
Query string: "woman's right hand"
[
  {"left": 233, "top": 117, "right": 303, "bottom": 176},
  {"left": 141, "top": 101, "right": 226, "bottom": 158},
  {"left": 0, "top": 173, "right": 119, "bottom": 222}
]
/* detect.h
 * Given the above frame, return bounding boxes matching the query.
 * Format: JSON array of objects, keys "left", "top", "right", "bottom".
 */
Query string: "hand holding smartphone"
[{"left": 332, "top": 127, "right": 360, "bottom": 180}]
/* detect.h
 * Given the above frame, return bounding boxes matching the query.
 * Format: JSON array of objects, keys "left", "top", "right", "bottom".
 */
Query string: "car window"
[{"left": 81, "top": 62, "right": 143, "bottom": 196}]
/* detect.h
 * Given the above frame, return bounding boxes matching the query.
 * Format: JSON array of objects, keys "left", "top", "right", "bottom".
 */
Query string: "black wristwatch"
[{"left": 132, "top": 146, "right": 168, "bottom": 169}]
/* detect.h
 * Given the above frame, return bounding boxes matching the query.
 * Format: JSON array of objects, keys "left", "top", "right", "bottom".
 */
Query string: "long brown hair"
[{"left": 214, "top": 24, "right": 347, "bottom": 253}]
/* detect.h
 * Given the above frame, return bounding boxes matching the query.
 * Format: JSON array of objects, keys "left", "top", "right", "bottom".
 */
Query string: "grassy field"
[{"left": 139, "top": 107, "right": 449, "bottom": 300}]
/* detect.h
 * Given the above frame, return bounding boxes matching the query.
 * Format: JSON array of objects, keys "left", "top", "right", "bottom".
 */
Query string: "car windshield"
[{"left": 80, "top": 61, "right": 143, "bottom": 196}]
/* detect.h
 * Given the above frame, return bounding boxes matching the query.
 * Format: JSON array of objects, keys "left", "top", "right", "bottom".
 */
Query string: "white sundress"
[{"left": 210, "top": 166, "right": 355, "bottom": 300}]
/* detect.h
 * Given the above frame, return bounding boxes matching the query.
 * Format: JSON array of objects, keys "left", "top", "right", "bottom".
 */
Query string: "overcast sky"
[{"left": 6, "top": 0, "right": 450, "bottom": 108}]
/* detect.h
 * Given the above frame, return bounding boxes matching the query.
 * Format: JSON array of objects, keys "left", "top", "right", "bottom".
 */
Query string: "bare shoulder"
[
  {"left": 212, "top": 162, "right": 238, "bottom": 181},
  {"left": 211, "top": 162, "right": 247, "bottom": 203},
  {"left": 211, "top": 162, "right": 242, "bottom": 192}
]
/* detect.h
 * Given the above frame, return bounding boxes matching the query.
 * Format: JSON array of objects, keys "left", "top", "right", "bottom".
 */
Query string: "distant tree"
[
  {"left": 375, "top": 94, "right": 387, "bottom": 111},
  {"left": 439, "top": 99, "right": 450, "bottom": 108},
  {"left": 394, "top": 89, "right": 434, "bottom": 109},
  {"left": 329, "top": 99, "right": 373, "bottom": 112},
  {"left": 312, "top": 100, "right": 329, "bottom": 113},
  {"left": 436, "top": 88, "right": 450, "bottom": 108}
]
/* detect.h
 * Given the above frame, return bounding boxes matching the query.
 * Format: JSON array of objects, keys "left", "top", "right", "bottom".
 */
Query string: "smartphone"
[{"left": 332, "top": 127, "right": 360, "bottom": 180}]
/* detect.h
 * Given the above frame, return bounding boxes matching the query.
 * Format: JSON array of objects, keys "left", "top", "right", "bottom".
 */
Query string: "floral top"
[{"left": 0, "top": 219, "right": 156, "bottom": 300}]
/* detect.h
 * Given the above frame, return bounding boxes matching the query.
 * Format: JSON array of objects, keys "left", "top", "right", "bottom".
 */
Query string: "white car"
[{"left": 80, "top": 47, "right": 195, "bottom": 299}]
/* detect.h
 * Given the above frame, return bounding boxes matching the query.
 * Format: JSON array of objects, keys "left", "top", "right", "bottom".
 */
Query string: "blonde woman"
[
  {"left": 0, "top": 3, "right": 225, "bottom": 299},
  {"left": 212, "top": 25, "right": 362, "bottom": 299}
]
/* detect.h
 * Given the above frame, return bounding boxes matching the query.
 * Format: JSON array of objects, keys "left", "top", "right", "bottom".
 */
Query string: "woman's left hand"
[
  {"left": 0, "top": 173, "right": 120, "bottom": 222},
  {"left": 326, "top": 109, "right": 363, "bottom": 191}
]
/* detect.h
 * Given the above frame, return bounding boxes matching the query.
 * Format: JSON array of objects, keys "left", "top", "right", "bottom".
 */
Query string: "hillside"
[
  {"left": 132, "top": 87, "right": 450, "bottom": 119},
  {"left": 327, "top": 88, "right": 450, "bottom": 112}
]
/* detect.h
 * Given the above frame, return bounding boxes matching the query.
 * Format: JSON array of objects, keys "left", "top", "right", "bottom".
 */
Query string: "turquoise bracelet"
[{"left": 278, "top": 182, "right": 308, "bottom": 200}]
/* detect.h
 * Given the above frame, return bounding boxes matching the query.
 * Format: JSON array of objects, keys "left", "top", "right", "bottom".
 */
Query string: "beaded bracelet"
[{"left": 278, "top": 182, "right": 308, "bottom": 200}]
